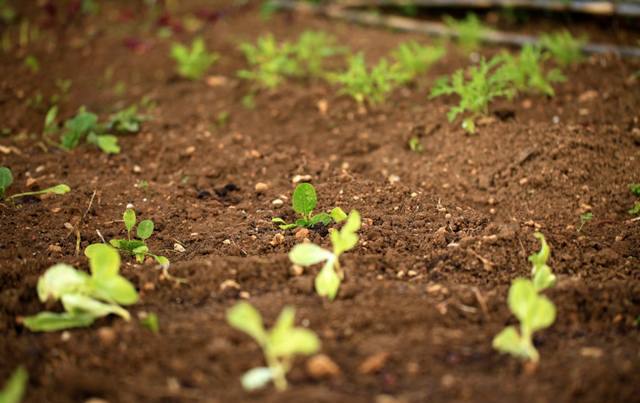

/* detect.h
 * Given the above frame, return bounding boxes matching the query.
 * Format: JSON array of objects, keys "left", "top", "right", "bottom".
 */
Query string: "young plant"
[
  {"left": 539, "top": 30, "right": 587, "bottom": 67},
  {"left": 289, "top": 210, "right": 360, "bottom": 300},
  {"left": 237, "top": 34, "right": 299, "bottom": 90},
  {"left": 391, "top": 41, "right": 445, "bottom": 84},
  {"left": 496, "top": 44, "right": 565, "bottom": 97},
  {"left": 272, "top": 183, "right": 346, "bottom": 230},
  {"left": 629, "top": 184, "right": 640, "bottom": 215},
  {"left": 577, "top": 212, "right": 593, "bottom": 232},
  {"left": 330, "top": 53, "right": 400, "bottom": 105},
  {"left": 227, "top": 302, "right": 320, "bottom": 391},
  {"left": 171, "top": 37, "right": 219, "bottom": 80},
  {"left": 107, "top": 105, "right": 145, "bottom": 133},
  {"left": 108, "top": 207, "right": 169, "bottom": 265},
  {"left": 492, "top": 278, "right": 556, "bottom": 362},
  {"left": 293, "top": 30, "right": 345, "bottom": 78},
  {"left": 59, "top": 107, "right": 120, "bottom": 154},
  {"left": 528, "top": 232, "right": 556, "bottom": 292},
  {"left": 0, "top": 166, "right": 70, "bottom": 201},
  {"left": 23, "top": 244, "right": 138, "bottom": 332},
  {"left": 430, "top": 56, "right": 513, "bottom": 133},
  {"left": 444, "top": 13, "right": 487, "bottom": 52},
  {"left": 0, "top": 366, "right": 27, "bottom": 403}
]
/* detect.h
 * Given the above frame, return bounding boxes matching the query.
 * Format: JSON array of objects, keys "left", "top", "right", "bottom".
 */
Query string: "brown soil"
[{"left": 1, "top": 1, "right": 639, "bottom": 402}]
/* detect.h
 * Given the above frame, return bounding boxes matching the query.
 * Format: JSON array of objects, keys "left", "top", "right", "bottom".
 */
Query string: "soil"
[{"left": 1, "top": 1, "right": 640, "bottom": 402}]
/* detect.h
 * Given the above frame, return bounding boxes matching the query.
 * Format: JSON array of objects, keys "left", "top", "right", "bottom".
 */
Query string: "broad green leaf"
[
  {"left": 136, "top": 220, "right": 154, "bottom": 240},
  {"left": 123, "top": 209, "right": 136, "bottom": 234},
  {"left": 330, "top": 207, "right": 347, "bottom": 223},
  {"left": 309, "top": 212, "right": 332, "bottom": 226},
  {"left": 528, "top": 295, "right": 556, "bottom": 332},
  {"left": 22, "top": 311, "right": 95, "bottom": 332},
  {"left": 61, "top": 294, "right": 130, "bottom": 320},
  {"left": 36, "top": 264, "right": 89, "bottom": 302},
  {"left": 227, "top": 302, "right": 267, "bottom": 345},
  {"left": 507, "top": 278, "right": 537, "bottom": 323},
  {"left": 288, "top": 244, "right": 332, "bottom": 266},
  {"left": 0, "top": 166, "right": 13, "bottom": 198},
  {"left": 0, "top": 366, "right": 27, "bottom": 403},
  {"left": 154, "top": 255, "right": 170, "bottom": 267},
  {"left": 342, "top": 210, "right": 361, "bottom": 234},
  {"left": 532, "top": 265, "right": 556, "bottom": 292},
  {"left": 241, "top": 367, "right": 273, "bottom": 391},
  {"left": 269, "top": 306, "right": 295, "bottom": 348},
  {"left": 94, "top": 134, "right": 121, "bottom": 154},
  {"left": 133, "top": 245, "right": 149, "bottom": 255},
  {"left": 91, "top": 276, "right": 138, "bottom": 305},
  {"left": 315, "top": 260, "right": 341, "bottom": 300},
  {"left": 270, "top": 328, "right": 320, "bottom": 357},
  {"left": 492, "top": 326, "right": 523, "bottom": 356},
  {"left": 85, "top": 244, "right": 120, "bottom": 278},
  {"left": 292, "top": 183, "right": 317, "bottom": 216}
]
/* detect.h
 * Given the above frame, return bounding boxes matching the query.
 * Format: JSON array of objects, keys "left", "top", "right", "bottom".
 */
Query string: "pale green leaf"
[
  {"left": 0, "top": 366, "right": 27, "bottom": 403},
  {"left": 94, "top": 134, "right": 120, "bottom": 154},
  {"left": 85, "top": 243, "right": 121, "bottom": 278},
  {"left": 292, "top": 183, "right": 317, "bottom": 215},
  {"left": 36, "top": 264, "right": 89, "bottom": 302},
  {"left": 507, "top": 278, "right": 537, "bottom": 323},
  {"left": 528, "top": 295, "right": 556, "bottom": 332},
  {"left": 227, "top": 302, "right": 267, "bottom": 345},
  {"left": 270, "top": 328, "right": 320, "bottom": 357},
  {"left": 330, "top": 207, "right": 347, "bottom": 223},
  {"left": 0, "top": 166, "right": 13, "bottom": 198},
  {"left": 528, "top": 232, "right": 550, "bottom": 268},
  {"left": 61, "top": 294, "right": 130, "bottom": 320},
  {"left": 22, "top": 311, "right": 95, "bottom": 332},
  {"left": 288, "top": 243, "right": 333, "bottom": 267},
  {"left": 492, "top": 326, "right": 523, "bottom": 355},
  {"left": 314, "top": 260, "right": 341, "bottom": 300},
  {"left": 123, "top": 209, "right": 136, "bottom": 233},
  {"left": 136, "top": 219, "right": 154, "bottom": 240},
  {"left": 532, "top": 265, "right": 556, "bottom": 292},
  {"left": 91, "top": 276, "right": 138, "bottom": 305}
]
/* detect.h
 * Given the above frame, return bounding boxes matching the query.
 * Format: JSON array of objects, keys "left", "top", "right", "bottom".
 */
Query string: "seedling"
[
  {"left": 109, "top": 207, "right": 169, "bottom": 265},
  {"left": 492, "top": 278, "right": 556, "bottom": 362},
  {"left": 227, "top": 302, "right": 320, "bottom": 391},
  {"left": 171, "top": 37, "right": 219, "bottom": 80},
  {"left": 23, "top": 244, "right": 139, "bottom": 332},
  {"left": 238, "top": 34, "right": 299, "bottom": 90},
  {"left": 330, "top": 53, "right": 399, "bottom": 105},
  {"left": 0, "top": 166, "right": 70, "bottom": 202},
  {"left": 107, "top": 105, "right": 145, "bottom": 133},
  {"left": 539, "top": 30, "right": 586, "bottom": 67},
  {"left": 444, "top": 13, "right": 487, "bottom": 52},
  {"left": 140, "top": 312, "right": 159, "bottom": 333},
  {"left": 408, "top": 136, "right": 423, "bottom": 153},
  {"left": 430, "top": 56, "right": 513, "bottom": 133},
  {"left": 496, "top": 44, "right": 565, "bottom": 97},
  {"left": 289, "top": 210, "right": 360, "bottom": 300},
  {"left": 577, "top": 212, "right": 593, "bottom": 232},
  {"left": 528, "top": 232, "right": 556, "bottom": 292},
  {"left": 391, "top": 41, "right": 445, "bottom": 84},
  {"left": 23, "top": 55, "right": 39, "bottom": 73},
  {"left": 59, "top": 107, "right": 120, "bottom": 154},
  {"left": 629, "top": 184, "right": 640, "bottom": 215},
  {"left": 0, "top": 366, "right": 27, "bottom": 403},
  {"left": 272, "top": 183, "right": 346, "bottom": 230},
  {"left": 293, "top": 30, "right": 345, "bottom": 78}
]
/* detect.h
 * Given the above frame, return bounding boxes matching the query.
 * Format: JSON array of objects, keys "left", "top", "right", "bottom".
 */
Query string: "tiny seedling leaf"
[
  {"left": 227, "top": 301, "right": 267, "bottom": 345},
  {"left": 22, "top": 311, "right": 95, "bottom": 332},
  {"left": 0, "top": 166, "right": 13, "bottom": 198},
  {"left": 314, "top": 260, "right": 341, "bottom": 300},
  {"left": 141, "top": 313, "right": 160, "bottom": 333},
  {"left": 85, "top": 244, "right": 121, "bottom": 278},
  {"left": 289, "top": 243, "right": 333, "bottom": 266},
  {"left": 123, "top": 209, "right": 136, "bottom": 234},
  {"left": 36, "top": 264, "right": 89, "bottom": 302},
  {"left": 330, "top": 207, "right": 347, "bottom": 223},
  {"left": 292, "top": 183, "right": 317, "bottom": 216},
  {"left": 0, "top": 366, "right": 28, "bottom": 403},
  {"left": 136, "top": 219, "right": 154, "bottom": 240}
]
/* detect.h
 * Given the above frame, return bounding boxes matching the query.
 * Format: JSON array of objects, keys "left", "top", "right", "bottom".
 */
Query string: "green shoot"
[
  {"left": 630, "top": 183, "right": 640, "bottom": 196},
  {"left": 630, "top": 184, "right": 640, "bottom": 215},
  {"left": 289, "top": 210, "right": 361, "bottom": 300},
  {"left": 430, "top": 56, "right": 513, "bottom": 133},
  {"left": 23, "top": 55, "right": 39, "bottom": 73},
  {"left": 272, "top": 183, "right": 346, "bottom": 230},
  {"left": 492, "top": 278, "right": 556, "bottom": 362},
  {"left": 0, "top": 366, "right": 27, "bottom": 403},
  {"left": 140, "top": 312, "right": 160, "bottom": 333},
  {"left": 109, "top": 207, "right": 169, "bottom": 266},
  {"left": 444, "top": 13, "right": 487, "bottom": 52},
  {"left": 577, "top": 212, "right": 593, "bottom": 232},
  {"left": 496, "top": 44, "right": 565, "bottom": 97},
  {"left": 391, "top": 41, "right": 445, "bottom": 84},
  {"left": 171, "top": 37, "right": 219, "bottom": 80},
  {"left": 227, "top": 302, "right": 320, "bottom": 391},
  {"left": 238, "top": 34, "right": 299, "bottom": 90},
  {"left": 107, "top": 105, "right": 145, "bottom": 133},
  {"left": 528, "top": 232, "right": 556, "bottom": 292},
  {"left": 23, "top": 244, "right": 138, "bottom": 332},
  {"left": 0, "top": 166, "right": 70, "bottom": 201},
  {"left": 59, "top": 107, "right": 120, "bottom": 154},
  {"left": 330, "top": 53, "right": 399, "bottom": 105},
  {"left": 539, "top": 30, "right": 587, "bottom": 67},
  {"left": 408, "top": 136, "right": 423, "bottom": 153},
  {"left": 293, "top": 30, "right": 345, "bottom": 78}
]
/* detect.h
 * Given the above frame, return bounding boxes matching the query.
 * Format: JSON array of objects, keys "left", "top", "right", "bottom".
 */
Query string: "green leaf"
[
  {"left": 8, "top": 184, "right": 71, "bottom": 200},
  {"left": 270, "top": 328, "right": 320, "bottom": 357},
  {"left": 507, "top": 278, "right": 537, "bottom": 323},
  {"left": 331, "top": 210, "right": 361, "bottom": 257},
  {"left": 630, "top": 183, "right": 640, "bottom": 197},
  {"left": 492, "top": 326, "right": 523, "bottom": 356},
  {"left": 123, "top": 209, "right": 136, "bottom": 234},
  {"left": 288, "top": 243, "right": 333, "bottom": 266},
  {"left": 111, "top": 239, "right": 145, "bottom": 252},
  {"left": 330, "top": 207, "right": 347, "bottom": 223},
  {"left": 61, "top": 294, "right": 130, "bottom": 320},
  {"left": 36, "top": 264, "right": 89, "bottom": 302},
  {"left": 22, "top": 311, "right": 95, "bottom": 332},
  {"left": 91, "top": 276, "right": 138, "bottom": 305},
  {"left": 0, "top": 366, "right": 27, "bottom": 403},
  {"left": 85, "top": 244, "right": 121, "bottom": 278},
  {"left": 528, "top": 232, "right": 550, "bottom": 268},
  {"left": 92, "top": 134, "right": 121, "bottom": 154},
  {"left": 271, "top": 218, "right": 287, "bottom": 225},
  {"left": 528, "top": 295, "right": 556, "bottom": 332},
  {"left": 227, "top": 302, "right": 267, "bottom": 345},
  {"left": 0, "top": 166, "right": 13, "bottom": 198},
  {"left": 241, "top": 367, "right": 273, "bottom": 391},
  {"left": 140, "top": 313, "right": 159, "bottom": 333},
  {"left": 154, "top": 255, "right": 170, "bottom": 267},
  {"left": 532, "top": 265, "right": 556, "bottom": 292},
  {"left": 314, "top": 260, "right": 341, "bottom": 300},
  {"left": 269, "top": 306, "right": 295, "bottom": 348},
  {"left": 292, "top": 183, "right": 317, "bottom": 216},
  {"left": 136, "top": 220, "right": 154, "bottom": 240},
  {"left": 309, "top": 212, "right": 332, "bottom": 226}
]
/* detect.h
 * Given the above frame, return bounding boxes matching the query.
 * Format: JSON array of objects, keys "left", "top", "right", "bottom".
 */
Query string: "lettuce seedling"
[
  {"left": 23, "top": 244, "right": 139, "bottom": 332},
  {"left": 330, "top": 53, "right": 400, "bottom": 105},
  {"left": 496, "top": 44, "right": 565, "bottom": 97},
  {"left": 629, "top": 184, "right": 640, "bottom": 215},
  {"left": 107, "top": 105, "right": 145, "bottom": 133},
  {"left": 59, "top": 107, "right": 120, "bottom": 154},
  {"left": 430, "top": 56, "right": 513, "bottom": 133},
  {"left": 171, "top": 37, "right": 219, "bottom": 80},
  {"left": 0, "top": 366, "right": 27, "bottom": 403},
  {"left": 238, "top": 34, "right": 299, "bottom": 90},
  {"left": 227, "top": 302, "right": 320, "bottom": 391},
  {"left": 539, "top": 30, "right": 586, "bottom": 67},
  {"left": 444, "top": 13, "right": 487, "bottom": 52},
  {"left": 577, "top": 212, "right": 592, "bottom": 232},
  {"left": 528, "top": 232, "right": 556, "bottom": 292},
  {"left": 391, "top": 41, "right": 445, "bottom": 84},
  {"left": 289, "top": 210, "right": 360, "bottom": 300},
  {"left": 0, "top": 166, "right": 70, "bottom": 201},
  {"left": 109, "top": 208, "right": 169, "bottom": 265},
  {"left": 272, "top": 183, "right": 346, "bottom": 230},
  {"left": 492, "top": 278, "right": 556, "bottom": 362}
]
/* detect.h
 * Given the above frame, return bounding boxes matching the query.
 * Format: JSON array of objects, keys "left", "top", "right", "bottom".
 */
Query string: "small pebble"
[
  {"left": 220, "top": 279, "right": 240, "bottom": 291},
  {"left": 295, "top": 228, "right": 309, "bottom": 241},
  {"left": 306, "top": 354, "right": 341, "bottom": 379},
  {"left": 133, "top": 165, "right": 142, "bottom": 173},
  {"left": 269, "top": 233, "right": 285, "bottom": 246},
  {"left": 289, "top": 265, "right": 304, "bottom": 276},
  {"left": 272, "top": 199, "right": 284, "bottom": 207},
  {"left": 255, "top": 182, "right": 269, "bottom": 192},
  {"left": 97, "top": 327, "right": 116, "bottom": 346},
  {"left": 292, "top": 174, "right": 312, "bottom": 183},
  {"left": 173, "top": 243, "right": 186, "bottom": 253}
]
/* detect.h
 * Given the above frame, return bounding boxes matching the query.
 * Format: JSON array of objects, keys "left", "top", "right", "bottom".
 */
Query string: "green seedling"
[
  {"left": 140, "top": 312, "right": 159, "bottom": 333},
  {"left": 227, "top": 302, "right": 320, "bottom": 391},
  {"left": 528, "top": 232, "right": 556, "bottom": 292},
  {"left": 59, "top": 107, "right": 120, "bottom": 154},
  {"left": 430, "top": 56, "right": 513, "bottom": 133},
  {"left": 408, "top": 136, "right": 423, "bottom": 153},
  {"left": 0, "top": 366, "right": 27, "bottom": 403},
  {"left": 444, "top": 13, "right": 487, "bottom": 52},
  {"left": 0, "top": 166, "right": 70, "bottom": 202},
  {"left": 577, "top": 212, "right": 592, "bottom": 232},
  {"left": 496, "top": 44, "right": 565, "bottom": 97},
  {"left": 107, "top": 105, "right": 145, "bottom": 133},
  {"left": 539, "top": 30, "right": 586, "bottom": 67},
  {"left": 23, "top": 244, "right": 138, "bottom": 332},
  {"left": 629, "top": 183, "right": 640, "bottom": 215},
  {"left": 293, "top": 30, "right": 345, "bottom": 78},
  {"left": 391, "top": 41, "right": 445, "bottom": 84},
  {"left": 492, "top": 278, "right": 556, "bottom": 362},
  {"left": 330, "top": 53, "right": 399, "bottom": 105},
  {"left": 272, "top": 183, "right": 346, "bottom": 230},
  {"left": 171, "top": 37, "right": 219, "bottom": 80},
  {"left": 23, "top": 55, "right": 39, "bottom": 73},
  {"left": 238, "top": 34, "right": 299, "bottom": 90},
  {"left": 109, "top": 207, "right": 169, "bottom": 265},
  {"left": 289, "top": 210, "right": 360, "bottom": 300}
]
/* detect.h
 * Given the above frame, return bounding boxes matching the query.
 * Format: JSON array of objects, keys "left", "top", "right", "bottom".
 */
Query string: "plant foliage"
[
  {"left": 109, "top": 208, "right": 169, "bottom": 265},
  {"left": 171, "top": 37, "right": 219, "bottom": 80},
  {"left": 272, "top": 183, "right": 346, "bottom": 230}
]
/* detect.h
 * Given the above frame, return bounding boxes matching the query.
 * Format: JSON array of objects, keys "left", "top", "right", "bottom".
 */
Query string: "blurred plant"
[
  {"left": 539, "top": 30, "right": 587, "bottom": 67},
  {"left": 0, "top": 166, "right": 70, "bottom": 201},
  {"left": 0, "top": 366, "right": 27, "bottom": 403},
  {"left": 444, "top": 13, "right": 487, "bottom": 52},
  {"left": 496, "top": 44, "right": 565, "bottom": 97},
  {"left": 171, "top": 37, "right": 219, "bottom": 80},
  {"left": 330, "top": 53, "right": 400, "bottom": 105},
  {"left": 391, "top": 41, "right": 445, "bottom": 84}
]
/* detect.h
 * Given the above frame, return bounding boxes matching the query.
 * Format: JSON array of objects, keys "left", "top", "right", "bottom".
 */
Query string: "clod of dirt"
[
  {"left": 358, "top": 352, "right": 390, "bottom": 374},
  {"left": 270, "top": 233, "right": 285, "bottom": 246},
  {"left": 306, "top": 354, "right": 341, "bottom": 379},
  {"left": 295, "top": 228, "right": 309, "bottom": 241},
  {"left": 254, "top": 182, "right": 269, "bottom": 192}
]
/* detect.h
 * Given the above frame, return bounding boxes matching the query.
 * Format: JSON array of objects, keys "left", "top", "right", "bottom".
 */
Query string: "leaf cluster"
[
  {"left": 495, "top": 44, "right": 566, "bottom": 97},
  {"left": 539, "top": 30, "right": 587, "bottom": 67},
  {"left": 227, "top": 302, "right": 320, "bottom": 391},
  {"left": 171, "top": 37, "right": 219, "bottom": 80},
  {"left": 0, "top": 166, "right": 70, "bottom": 201},
  {"left": 528, "top": 232, "right": 556, "bottom": 291},
  {"left": 272, "top": 183, "right": 346, "bottom": 230},
  {"left": 23, "top": 244, "right": 139, "bottom": 332},
  {"left": 390, "top": 41, "right": 446, "bottom": 84},
  {"left": 109, "top": 208, "right": 169, "bottom": 265},
  {"left": 444, "top": 13, "right": 487, "bottom": 52},
  {"left": 330, "top": 53, "right": 400, "bottom": 105}
]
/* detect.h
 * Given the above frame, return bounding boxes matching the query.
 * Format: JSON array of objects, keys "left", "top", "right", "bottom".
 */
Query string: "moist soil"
[{"left": 1, "top": 1, "right": 639, "bottom": 402}]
